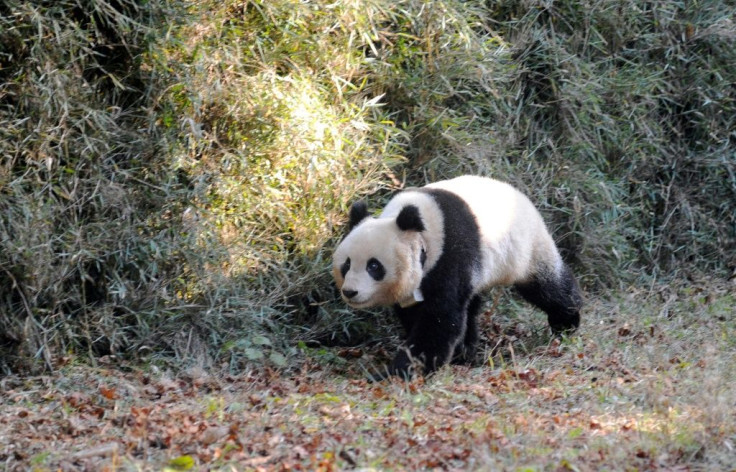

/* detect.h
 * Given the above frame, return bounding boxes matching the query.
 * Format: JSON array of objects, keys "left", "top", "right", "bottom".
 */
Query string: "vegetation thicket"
[{"left": 1, "top": 0, "right": 734, "bottom": 373}]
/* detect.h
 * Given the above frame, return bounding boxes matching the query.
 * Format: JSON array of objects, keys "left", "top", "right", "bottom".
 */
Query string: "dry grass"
[{"left": 1, "top": 282, "right": 733, "bottom": 470}]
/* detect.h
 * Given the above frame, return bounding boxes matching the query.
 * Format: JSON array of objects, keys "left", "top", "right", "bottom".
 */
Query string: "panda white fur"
[{"left": 333, "top": 175, "right": 582, "bottom": 379}]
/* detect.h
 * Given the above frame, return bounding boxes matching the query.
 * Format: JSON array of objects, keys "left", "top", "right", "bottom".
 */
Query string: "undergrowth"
[
  {"left": 1, "top": 281, "right": 734, "bottom": 470},
  {"left": 0, "top": 0, "right": 734, "bottom": 374}
]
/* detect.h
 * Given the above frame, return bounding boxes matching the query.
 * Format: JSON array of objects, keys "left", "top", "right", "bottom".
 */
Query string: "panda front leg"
[{"left": 385, "top": 300, "right": 467, "bottom": 379}]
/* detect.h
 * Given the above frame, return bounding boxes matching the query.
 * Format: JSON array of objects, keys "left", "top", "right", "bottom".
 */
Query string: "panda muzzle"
[{"left": 342, "top": 289, "right": 358, "bottom": 300}]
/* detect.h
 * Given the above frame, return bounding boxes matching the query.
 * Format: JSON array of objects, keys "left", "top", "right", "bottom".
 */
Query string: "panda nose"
[{"left": 342, "top": 289, "right": 358, "bottom": 299}]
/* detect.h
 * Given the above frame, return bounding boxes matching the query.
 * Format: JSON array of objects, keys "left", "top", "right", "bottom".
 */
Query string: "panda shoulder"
[{"left": 380, "top": 189, "right": 442, "bottom": 222}]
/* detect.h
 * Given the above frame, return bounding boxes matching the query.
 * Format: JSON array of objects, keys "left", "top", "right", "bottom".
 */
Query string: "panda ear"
[
  {"left": 396, "top": 205, "right": 425, "bottom": 232},
  {"left": 348, "top": 200, "right": 369, "bottom": 231}
]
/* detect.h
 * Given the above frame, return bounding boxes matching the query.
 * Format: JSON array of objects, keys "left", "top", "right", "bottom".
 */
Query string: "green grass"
[{"left": 1, "top": 0, "right": 734, "bottom": 373}]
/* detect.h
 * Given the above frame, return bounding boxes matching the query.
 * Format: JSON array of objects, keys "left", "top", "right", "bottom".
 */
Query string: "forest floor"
[{"left": 1, "top": 281, "right": 734, "bottom": 471}]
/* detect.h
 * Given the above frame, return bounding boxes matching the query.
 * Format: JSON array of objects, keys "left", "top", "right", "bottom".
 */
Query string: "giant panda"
[{"left": 332, "top": 175, "right": 582, "bottom": 380}]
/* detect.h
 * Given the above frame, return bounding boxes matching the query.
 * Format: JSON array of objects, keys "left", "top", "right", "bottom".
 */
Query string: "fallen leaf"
[
  {"left": 338, "top": 348, "right": 363, "bottom": 358},
  {"left": 200, "top": 426, "right": 229, "bottom": 446},
  {"left": 293, "top": 445, "right": 309, "bottom": 459},
  {"left": 242, "top": 455, "right": 272, "bottom": 467},
  {"left": 516, "top": 368, "right": 539, "bottom": 387},
  {"left": 318, "top": 403, "right": 353, "bottom": 419},
  {"left": 99, "top": 385, "right": 117, "bottom": 400},
  {"left": 71, "top": 443, "right": 119, "bottom": 459},
  {"left": 166, "top": 455, "right": 195, "bottom": 470}
]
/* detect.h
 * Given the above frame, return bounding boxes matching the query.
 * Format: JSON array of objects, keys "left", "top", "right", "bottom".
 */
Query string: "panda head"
[{"left": 333, "top": 201, "right": 427, "bottom": 309}]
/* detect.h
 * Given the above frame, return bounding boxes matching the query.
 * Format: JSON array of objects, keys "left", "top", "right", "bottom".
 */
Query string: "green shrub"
[{"left": 0, "top": 0, "right": 180, "bottom": 372}]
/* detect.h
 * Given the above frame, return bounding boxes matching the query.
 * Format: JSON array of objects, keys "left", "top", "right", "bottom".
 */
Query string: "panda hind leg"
[
  {"left": 515, "top": 264, "right": 582, "bottom": 334},
  {"left": 452, "top": 295, "right": 482, "bottom": 365}
]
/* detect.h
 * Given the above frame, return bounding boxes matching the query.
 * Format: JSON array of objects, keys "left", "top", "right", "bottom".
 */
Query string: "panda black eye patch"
[
  {"left": 340, "top": 258, "right": 351, "bottom": 278},
  {"left": 366, "top": 258, "right": 385, "bottom": 281}
]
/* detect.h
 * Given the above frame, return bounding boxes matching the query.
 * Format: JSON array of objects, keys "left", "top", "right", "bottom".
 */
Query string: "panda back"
[{"left": 427, "top": 176, "right": 562, "bottom": 289}]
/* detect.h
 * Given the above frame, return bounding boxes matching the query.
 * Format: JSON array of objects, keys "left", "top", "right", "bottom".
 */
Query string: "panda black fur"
[{"left": 332, "top": 176, "right": 582, "bottom": 379}]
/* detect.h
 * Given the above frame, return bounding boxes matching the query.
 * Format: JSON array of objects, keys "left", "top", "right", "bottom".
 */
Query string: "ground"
[{"left": 1, "top": 281, "right": 734, "bottom": 471}]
